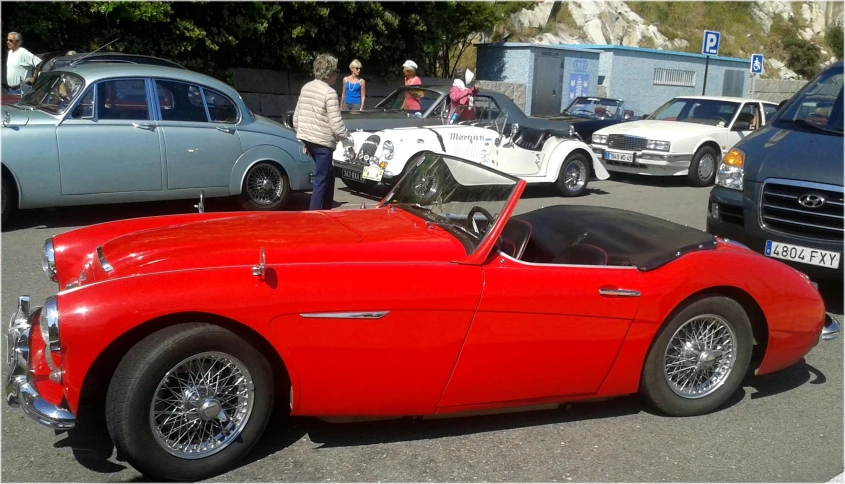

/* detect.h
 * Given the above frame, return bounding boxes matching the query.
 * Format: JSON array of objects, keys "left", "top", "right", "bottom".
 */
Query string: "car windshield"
[
  {"left": 778, "top": 65, "right": 843, "bottom": 134},
  {"left": 375, "top": 87, "right": 441, "bottom": 113},
  {"left": 19, "top": 72, "right": 84, "bottom": 114},
  {"left": 649, "top": 98, "right": 740, "bottom": 126},
  {"left": 382, "top": 153, "right": 519, "bottom": 254},
  {"left": 563, "top": 97, "right": 622, "bottom": 119}
]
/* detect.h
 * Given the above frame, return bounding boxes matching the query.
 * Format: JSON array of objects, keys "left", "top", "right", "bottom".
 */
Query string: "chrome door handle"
[
  {"left": 216, "top": 126, "right": 235, "bottom": 134},
  {"left": 598, "top": 288, "right": 641, "bottom": 297},
  {"left": 132, "top": 122, "right": 155, "bottom": 131}
]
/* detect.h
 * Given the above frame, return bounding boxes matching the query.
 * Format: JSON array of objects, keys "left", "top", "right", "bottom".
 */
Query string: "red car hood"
[{"left": 98, "top": 209, "right": 467, "bottom": 277}]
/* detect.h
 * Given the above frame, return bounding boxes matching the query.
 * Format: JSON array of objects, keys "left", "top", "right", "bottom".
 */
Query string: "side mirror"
[
  {"left": 732, "top": 121, "right": 750, "bottom": 131},
  {"left": 778, "top": 99, "right": 788, "bottom": 110},
  {"left": 510, "top": 123, "right": 520, "bottom": 137}
]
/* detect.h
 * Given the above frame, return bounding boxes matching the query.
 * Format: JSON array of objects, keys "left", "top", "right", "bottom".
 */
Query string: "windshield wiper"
[{"left": 794, "top": 118, "right": 843, "bottom": 134}]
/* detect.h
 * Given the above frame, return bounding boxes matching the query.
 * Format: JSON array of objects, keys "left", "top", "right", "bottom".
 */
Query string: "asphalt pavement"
[{"left": 2, "top": 174, "right": 842, "bottom": 482}]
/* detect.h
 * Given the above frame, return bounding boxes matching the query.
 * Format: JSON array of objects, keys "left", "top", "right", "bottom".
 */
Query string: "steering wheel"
[{"left": 465, "top": 206, "right": 495, "bottom": 236}]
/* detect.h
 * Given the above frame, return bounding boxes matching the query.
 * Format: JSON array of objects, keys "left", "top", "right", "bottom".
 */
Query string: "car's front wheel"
[
  {"left": 688, "top": 146, "right": 719, "bottom": 187},
  {"left": 555, "top": 153, "right": 590, "bottom": 197},
  {"left": 640, "top": 295, "right": 753, "bottom": 416},
  {"left": 106, "top": 323, "right": 275, "bottom": 481},
  {"left": 238, "top": 161, "right": 291, "bottom": 211}
]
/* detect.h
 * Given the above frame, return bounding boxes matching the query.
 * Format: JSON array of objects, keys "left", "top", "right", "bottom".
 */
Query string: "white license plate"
[
  {"left": 362, "top": 164, "right": 384, "bottom": 182},
  {"left": 604, "top": 151, "right": 634, "bottom": 162},
  {"left": 341, "top": 169, "right": 362, "bottom": 182},
  {"left": 765, "top": 240, "right": 841, "bottom": 269}
]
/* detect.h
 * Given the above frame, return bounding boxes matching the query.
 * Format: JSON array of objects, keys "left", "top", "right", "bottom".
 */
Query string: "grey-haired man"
[{"left": 6, "top": 32, "right": 41, "bottom": 94}]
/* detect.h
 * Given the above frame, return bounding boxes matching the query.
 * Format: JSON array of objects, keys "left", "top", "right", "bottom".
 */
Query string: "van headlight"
[
  {"left": 592, "top": 134, "right": 608, "bottom": 144},
  {"left": 43, "top": 238, "right": 57, "bottom": 281},
  {"left": 646, "top": 140, "right": 671, "bottom": 151},
  {"left": 383, "top": 140, "right": 394, "bottom": 160},
  {"left": 716, "top": 148, "right": 745, "bottom": 190},
  {"left": 39, "top": 296, "right": 61, "bottom": 370}
]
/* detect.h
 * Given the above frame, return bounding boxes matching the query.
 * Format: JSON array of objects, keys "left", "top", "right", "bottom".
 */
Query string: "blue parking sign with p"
[
  {"left": 751, "top": 54, "right": 764, "bottom": 74},
  {"left": 702, "top": 30, "right": 720, "bottom": 56}
]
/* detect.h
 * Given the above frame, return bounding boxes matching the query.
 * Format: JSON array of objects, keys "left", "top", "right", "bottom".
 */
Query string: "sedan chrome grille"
[
  {"left": 352, "top": 135, "right": 380, "bottom": 166},
  {"left": 607, "top": 134, "right": 647, "bottom": 152},
  {"left": 761, "top": 179, "right": 844, "bottom": 241}
]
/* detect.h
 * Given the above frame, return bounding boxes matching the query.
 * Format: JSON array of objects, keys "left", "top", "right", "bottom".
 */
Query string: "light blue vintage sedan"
[{"left": 1, "top": 63, "right": 313, "bottom": 223}]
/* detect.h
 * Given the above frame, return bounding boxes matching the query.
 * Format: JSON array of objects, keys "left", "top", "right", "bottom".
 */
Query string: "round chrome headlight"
[
  {"left": 43, "top": 238, "right": 57, "bottom": 282},
  {"left": 39, "top": 296, "right": 61, "bottom": 370},
  {"left": 383, "top": 140, "right": 394, "bottom": 160}
]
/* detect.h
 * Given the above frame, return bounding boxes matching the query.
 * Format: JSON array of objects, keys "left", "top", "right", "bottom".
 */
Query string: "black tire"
[
  {"left": 342, "top": 179, "right": 378, "bottom": 193},
  {"left": 106, "top": 323, "right": 274, "bottom": 481},
  {"left": 640, "top": 295, "right": 753, "bottom": 417},
  {"left": 2, "top": 174, "right": 15, "bottom": 226},
  {"left": 555, "top": 153, "right": 590, "bottom": 197},
  {"left": 687, "top": 146, "right": 719, "bottom": 187},
  {"left": 237, "top": 161, "right": 291, "bottom": 211}
]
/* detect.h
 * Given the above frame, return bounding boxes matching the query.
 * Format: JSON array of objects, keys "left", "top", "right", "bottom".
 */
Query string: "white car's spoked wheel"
[
  {"left": 107, "top": 323, "right": 274, "bottom": 481},
  {"left": 688, "top": 146, "right": 718, "bottom": 187},
  {"left": 556, "top": 153, "right": 590, "bottom": 197},
  {"left": 640, "top": 296, "right": 753, "bottom": 416},
  {"left": 238, "top": 161, "right": 290, "bottom": 211}
]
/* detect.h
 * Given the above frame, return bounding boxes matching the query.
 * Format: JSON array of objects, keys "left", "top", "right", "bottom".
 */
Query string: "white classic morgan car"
[
  {"left": 333, "top": 116, "right": 609, "bottom": 197},
  {"left": 590, "top": 96, "right": 778, "bottom": 186}
]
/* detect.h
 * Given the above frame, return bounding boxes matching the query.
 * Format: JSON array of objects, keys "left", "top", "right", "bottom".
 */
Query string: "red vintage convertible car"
[{"left": 6, "top": 153, "right": 839, "bottom": 480}]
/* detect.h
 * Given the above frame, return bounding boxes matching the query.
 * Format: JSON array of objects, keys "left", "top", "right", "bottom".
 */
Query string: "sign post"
[
  {"left": 701, "top": 30, "right": 721, "bottom": 95},
  {"left": 750, "top": 53, "right": 764, "bottom": 97}
]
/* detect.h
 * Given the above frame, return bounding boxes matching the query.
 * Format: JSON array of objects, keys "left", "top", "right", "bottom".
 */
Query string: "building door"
[
  {"left": 722, "top": 69, "right": 745, "bottom": 97},
  {"left": 531, "top": 50, "right": 563, "bottom": 115}
]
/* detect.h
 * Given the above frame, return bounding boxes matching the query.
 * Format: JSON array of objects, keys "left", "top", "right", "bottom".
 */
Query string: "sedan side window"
[
  {"left": 97, "top": 79, "right": 150, "bottom": 120},
  {"left": 156, "top": 80, "right": 208, "bottom": 122},
  {"left": 202, "top": 88, "right": 238, "bottom": 123},
  {"left": 70, "top": 88, "right": 94, "bottom": 119}
]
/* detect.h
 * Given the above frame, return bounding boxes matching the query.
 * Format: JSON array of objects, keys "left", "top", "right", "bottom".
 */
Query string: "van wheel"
[
  {"left": 640, "top": 296, "right": 753, "bottom": 416},
  {"left": 106, "top": 323, "right": 274, "bottom": 481},
  {"left": 556, "top": 153, "right": 589, "bottom": 197},
  {"left": 688, "top": 147, "right": 718, "bottom": 187},
  {"left": 238, "top": 162, "right": 290, "bottom": 211}
]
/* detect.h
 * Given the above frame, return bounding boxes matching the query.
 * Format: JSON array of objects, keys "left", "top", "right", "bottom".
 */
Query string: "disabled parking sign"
[
  {"left": 751, "top": 54, "right": 764, "bottom": 74},
  {"left": 702, "top": 30, "right": 720, "bottom": 56}
]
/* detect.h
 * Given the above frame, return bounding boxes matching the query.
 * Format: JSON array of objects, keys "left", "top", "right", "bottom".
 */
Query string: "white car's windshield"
[
  {"left": 375, "top": 87, "right": 441, "bottom": 113},
  {"left": 19, "top": 72, "right": 84, "bottom": 115},
  {"left": 383, "top": 153, "right": 519, "bottom": 254},
  {"left": 649, "top": 98, "right": 740, "bottom": 126},
  {"left": 779, "top": 66, "right": 843, "bottom": 134},
  {"left": 563, "top": 97, "right": 622, "bottom": 119}
]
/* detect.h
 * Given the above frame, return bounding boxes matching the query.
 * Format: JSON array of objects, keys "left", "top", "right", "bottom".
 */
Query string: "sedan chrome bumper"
[
  {"left": 6, "top": 296, "right": 75, "bottom": 430},
  {"left": 822, "top": 313, "right": 840, "bottom": 341}
]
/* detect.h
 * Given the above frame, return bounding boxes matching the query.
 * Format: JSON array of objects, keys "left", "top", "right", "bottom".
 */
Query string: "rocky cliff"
[{"left": 510, "top": 0, "right": 843, "bottom": 79}]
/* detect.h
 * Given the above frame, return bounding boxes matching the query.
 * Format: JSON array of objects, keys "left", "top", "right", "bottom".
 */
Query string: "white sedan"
[
  {"left": 333, "top": 121, "right": 609, "bottom": 197},
  {"left": 590, "top": 96, "right": 778, "bottom": 186}
]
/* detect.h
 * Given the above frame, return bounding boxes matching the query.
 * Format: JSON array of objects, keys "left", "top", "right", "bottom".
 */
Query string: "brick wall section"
[{"left": 749, "top": 79, "right": 807, "bottom": 103}]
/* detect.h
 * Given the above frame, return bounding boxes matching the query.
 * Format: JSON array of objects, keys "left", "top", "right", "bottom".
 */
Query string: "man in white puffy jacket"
[{"left": 293, "top": 54, "right": 353, "bottom": 210}]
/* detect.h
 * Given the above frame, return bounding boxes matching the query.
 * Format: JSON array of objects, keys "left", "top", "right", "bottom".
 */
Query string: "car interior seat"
[
  {"left": 499, "top": 219, "right": 532, "bottom": 260},
  {"left": 513, "top": 128, "right": 551, "bottom": 151}
]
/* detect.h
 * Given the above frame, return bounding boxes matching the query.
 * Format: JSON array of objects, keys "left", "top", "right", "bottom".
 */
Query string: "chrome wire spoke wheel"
[
  {"left": 663, "top": 314, "right": 737, "bottom": 399},
  {"left": 563, "top": 159, "right": 587, "bottom": 191},
  {"left": 246, "top": 164, "right": 283, "bottom": 205},
  {"left": 150, "top": 351, "right": 255, "bottom": 459},
  {"left": 698, "top": 154, "right": 715, "bottom": 181},
  {"left": 412, "top": 171, "right": 438, "bottom": 200}
]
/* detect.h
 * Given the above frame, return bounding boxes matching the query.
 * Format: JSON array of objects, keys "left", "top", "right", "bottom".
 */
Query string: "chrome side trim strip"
[
  {"left": 96, "top": 246, "right": 113, "bottom": 272},
  {"left": 598, "top": 288, "right": 641, "bottom": 297},
  {"left": 300, "top": 311, "right": 390, "bottom": 319}
]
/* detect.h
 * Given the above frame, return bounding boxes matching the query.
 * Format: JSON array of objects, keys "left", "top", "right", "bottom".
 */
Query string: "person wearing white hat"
[
  {"left": 401, "top": 60, "right": 422, "bottom": 111},
  {"left": 448, "top": 68, "right": 478, "bottom": 124}
]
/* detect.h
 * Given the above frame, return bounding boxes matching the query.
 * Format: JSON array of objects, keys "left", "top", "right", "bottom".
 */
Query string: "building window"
[{"left": 653, "top": 68, "right": 696, "bottom": 87}]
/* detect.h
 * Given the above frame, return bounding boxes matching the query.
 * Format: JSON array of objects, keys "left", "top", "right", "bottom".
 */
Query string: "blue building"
[
  {"left": 476, "top": 42, "right": 752, "bottom": 117},
  {"left": 475, "top": 43, "right": 601, "bottom": 116}
]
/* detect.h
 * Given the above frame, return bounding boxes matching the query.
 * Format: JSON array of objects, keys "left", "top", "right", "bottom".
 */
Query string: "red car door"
[{"left": 439, "top": 258, "right": 643, "bottom": 409}]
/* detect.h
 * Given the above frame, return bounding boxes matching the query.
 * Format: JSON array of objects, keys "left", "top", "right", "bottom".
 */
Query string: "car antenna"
[{"left": 69, "top": 37, "right": 120, "bottom": 67}]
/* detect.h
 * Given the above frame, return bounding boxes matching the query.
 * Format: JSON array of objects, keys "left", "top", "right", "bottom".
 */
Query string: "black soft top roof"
[{"left": 513, "top": 205, "right": 717, "bottom": 271}]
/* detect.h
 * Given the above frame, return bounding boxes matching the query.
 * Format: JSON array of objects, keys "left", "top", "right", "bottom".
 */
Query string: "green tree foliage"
[
  {"left": 770, "top": 16, "right": 822, "bottom": 79},
  {"left": 1, "top": 1, "right": 528, "bottom": 82},
  {"left": 827, "top": 21, "right": 844, "bottom": 60}
]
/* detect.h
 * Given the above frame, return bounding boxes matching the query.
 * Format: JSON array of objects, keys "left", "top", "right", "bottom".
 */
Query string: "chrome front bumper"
[
  {"left": 6, "top": 296, "right": 75, "bottom": 429},
  {"left": 822, "top": 313, "right": 840, "bottom": 341}
]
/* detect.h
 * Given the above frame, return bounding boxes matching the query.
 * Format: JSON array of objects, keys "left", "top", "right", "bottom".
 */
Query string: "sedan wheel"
[
  {"left": 238, "top": 162, "right": 290, "bottom": 211},
  {"left": 555, "top": 153, "right": 589, "bottom": 197},
  {"left": 688, "top": 147, "right": 718, "bottom": 187},
  {"left": 107, "top": 323, "right": 274, "bottom": 481},
  {"left": 640, "top": 296, "right": 752, "bottom": 416}
]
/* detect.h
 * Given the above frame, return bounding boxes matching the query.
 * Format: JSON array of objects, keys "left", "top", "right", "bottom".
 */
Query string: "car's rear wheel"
[
  {"left": 2, "top": 174, "right": 16, "bottom": 225},
  {"left": 555, "top": 153, "right": 589, "bottom": 197},
  {"left": 342, "top": 179, "right": 378, "bottom": 193},
  {"left": 640, "top": 295, "right": 753, "bottom": 416},
  {"left": 106, "top": 323, "right": 274, "bottom": 481},
  {"left": 688, "top": 146, "right": 718, "bottom": 187},
  {"left": 238, "top": 161, "right": 290, "bottom": 211}
]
